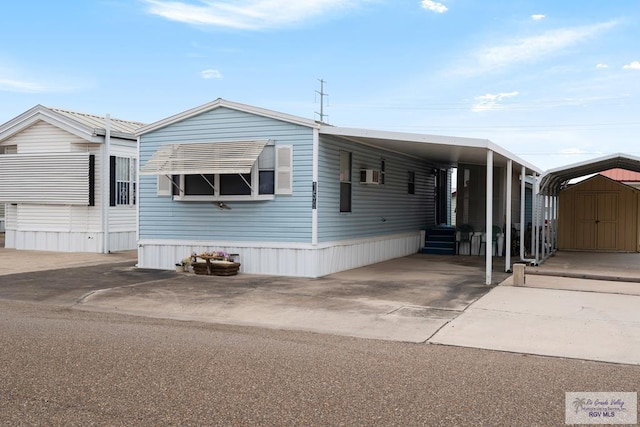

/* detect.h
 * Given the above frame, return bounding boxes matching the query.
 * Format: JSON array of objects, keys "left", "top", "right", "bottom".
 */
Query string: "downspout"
[
  {"left": 102, "top": 114, "right": 111, "bottom": 254},
  {"left": 136, "top": 135, "right": 140, "bottom": 262},
  {"left": 485, "top": 150, "right": 493, "bottom": 285},
  {"left": 505, "top": 160, "right": 512, "bottom": 272}
]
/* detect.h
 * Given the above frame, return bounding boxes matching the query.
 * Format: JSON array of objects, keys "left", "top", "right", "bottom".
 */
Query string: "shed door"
[
  {"left": 574, "top": 192, "right": 618, "bottom": 250},
  {"left": 597, "top": 193, "right": 618, "bottom": 250},
  {"left": 575, "top": 193, "right": 597, "bottom": 250}
]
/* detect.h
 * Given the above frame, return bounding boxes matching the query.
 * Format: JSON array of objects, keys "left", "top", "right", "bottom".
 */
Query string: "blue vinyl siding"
[
  {"left": 139, "top": 107, "right": 313, "bottom": 242},
  {"left": 317, "top": 136, "right": 437, "bottom": 242}
]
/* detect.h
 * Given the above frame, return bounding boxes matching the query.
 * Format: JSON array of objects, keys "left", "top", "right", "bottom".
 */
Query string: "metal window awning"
[{"left": 140, "top": 140, "right": 269, "bottom": 176}]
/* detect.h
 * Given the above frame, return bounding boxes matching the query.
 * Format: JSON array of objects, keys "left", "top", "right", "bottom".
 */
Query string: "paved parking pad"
[
  {"left": 0, "top": 262, "right": 174, "bottom": 304},
  {"left": 429, "top": 284, "right": 640, "bottom": 365},
  {"left": 0, "top": 247, "right": 506, "bottom": 343},
  {"left": 78, "top": 272, "right": 490, "bottom": 343}
]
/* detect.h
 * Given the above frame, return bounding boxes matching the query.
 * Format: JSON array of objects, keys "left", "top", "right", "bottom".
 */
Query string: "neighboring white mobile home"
[{"left": 0, "top": 105, "right": 144, "bottom": 252}]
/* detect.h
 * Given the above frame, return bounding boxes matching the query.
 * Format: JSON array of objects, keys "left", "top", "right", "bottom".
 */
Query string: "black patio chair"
[
  {"left": 456, "top": 224, "right": 474, "bottom": 255},
  {"left": 479, "top": 225, "right": 503, "bottom": 256}
]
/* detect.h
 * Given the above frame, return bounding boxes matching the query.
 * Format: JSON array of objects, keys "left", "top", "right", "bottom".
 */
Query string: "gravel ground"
[{"left": 1, "top": 300, "right": 639, "bottom": 426}]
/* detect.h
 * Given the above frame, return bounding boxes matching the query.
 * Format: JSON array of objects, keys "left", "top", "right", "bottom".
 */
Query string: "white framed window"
[
  {"left": 165, "top": 145, "right": 292, "bottom": 201},
  {"left": 110, "top": 156, "right": 136, "bottom": 206}
]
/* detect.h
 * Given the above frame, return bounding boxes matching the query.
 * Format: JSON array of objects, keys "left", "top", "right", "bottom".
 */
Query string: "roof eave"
[
  {"left": 0, "top": 105, "right": 97, "bottom": 143},
  {"left": 136, "top": 98, "right": 320, "bottom": 136}
]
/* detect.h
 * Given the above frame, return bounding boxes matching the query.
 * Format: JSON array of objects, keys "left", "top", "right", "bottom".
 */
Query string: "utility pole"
[{"left": 315, "top": 79, "right": 328, "bottom": 123}]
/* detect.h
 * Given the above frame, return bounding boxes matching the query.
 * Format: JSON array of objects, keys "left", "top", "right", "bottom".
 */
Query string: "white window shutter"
[
  {"left": 275, "top": 145, "right": 293, "bottom": 195},
  {"left": 157, "top": 175, "right": 172, "bottom": 196}
]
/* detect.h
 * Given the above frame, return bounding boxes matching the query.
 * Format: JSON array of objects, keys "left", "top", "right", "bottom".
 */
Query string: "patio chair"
[
  {"left": 478, "top": 225, "right": 503, "bottom": 256},
  {"left": 456, "top": 224, "right": 474, "bottom": 255}
]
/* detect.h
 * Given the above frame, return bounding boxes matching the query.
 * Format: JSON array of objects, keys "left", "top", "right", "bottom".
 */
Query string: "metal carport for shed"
[{"left": 536, "top": 153, "right": 640, "bottom": 262}]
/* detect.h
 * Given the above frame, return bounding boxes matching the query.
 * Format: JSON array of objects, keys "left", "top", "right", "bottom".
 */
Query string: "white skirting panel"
[
  {"left": 4, "top": 230, "right": 136, "bottom": 253},
  {"left": 314, "top": 233, "right": 421, "bottom": 277},
  {"left": 107, "top": 231, "right": 137, "bottom": 252},
  {"left": 138, "top": 232, "right": 422, "bottom": 278}
]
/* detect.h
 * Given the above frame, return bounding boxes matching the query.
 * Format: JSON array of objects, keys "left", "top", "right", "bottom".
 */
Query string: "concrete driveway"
[
  {"left": 4, "top": 234, "right": 640, "bottom": 365},
  {"left": 430, "top": 252, "right": 640, "bottom": 365},
  {"left": 0, "top": 239, "right": 508, "bottom": 342}
]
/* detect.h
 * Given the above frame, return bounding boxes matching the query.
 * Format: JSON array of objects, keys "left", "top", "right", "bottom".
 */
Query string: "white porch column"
[
  {"left": 531, "top": 174, "right": 541, "bottom": 265},
  {"left": 520, "top": 165, "right": 526, "bottom": 261},
  {"left": 505, "top": 159, "right": 512, "bottom": 272},
  {"left": 102, "top": 114, "right": 111, "bottom": 254},
  {"left": 553, "top": 195, "right": 558, "bottom": 251},
  {"left": 312, "top": 129, "right": 319, "bottom": 246},
  {"left": 485, "top": 150, "right": 493, "bottom": 285}
]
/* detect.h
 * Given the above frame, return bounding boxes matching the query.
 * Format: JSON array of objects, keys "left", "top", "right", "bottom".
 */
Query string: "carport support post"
[
  {"left": 520, "top": 166, "right": 526, "bottom": 261},
  {"left": 505, "top": 160, "right": 512, "bottom": 272},
  {"left": 485, "top": 150, "right": 493, "bottom": 285}
]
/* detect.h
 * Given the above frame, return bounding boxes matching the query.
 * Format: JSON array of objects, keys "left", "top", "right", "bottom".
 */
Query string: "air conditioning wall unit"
[{"left": 360, "top": 169, "right": 381, "bottom": 185}]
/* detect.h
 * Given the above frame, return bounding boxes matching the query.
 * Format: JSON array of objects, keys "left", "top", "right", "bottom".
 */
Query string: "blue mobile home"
[{"left": 137, "top": 99, "right": 540, "bottom": 280}]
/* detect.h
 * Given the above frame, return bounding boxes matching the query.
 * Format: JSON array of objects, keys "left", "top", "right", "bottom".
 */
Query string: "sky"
[{"left": 1, "top": 0, "right": 639, "bottom": 171}]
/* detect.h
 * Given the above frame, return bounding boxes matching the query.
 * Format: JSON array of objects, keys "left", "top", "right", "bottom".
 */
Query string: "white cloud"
[
  {"left": 531, "top": 14, "right": 545, "bottom": 21},
  {"left": 143, "top": 0, "right": 361, "bottom": 30},
  {"left": 421, "top": 0, "right": 447, "bottom": 13},
  {"left": 200, "top": 69, "right": 223, "bottom": 79},
  {"left": 560, "top": 147, "right": 589, "bottom": 155},
  {"left": 596, "top": 63, "right": 609, "bottom": 69},
  {"left": 623, "top": 61, "right": 640, "bottom": 70},
  {"left": 471, "top": 91, "right": 519, "bottom": 112},
  {"left": 0, "top": 77, "right": 50, "bottom": 93},
  {"left": 464, "top": 21, "right": 617, "bottom": 75}
]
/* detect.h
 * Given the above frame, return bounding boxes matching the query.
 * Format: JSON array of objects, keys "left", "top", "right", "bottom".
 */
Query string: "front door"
[{"left": 435, "top": 169, "right": 448, "bottom": 225}]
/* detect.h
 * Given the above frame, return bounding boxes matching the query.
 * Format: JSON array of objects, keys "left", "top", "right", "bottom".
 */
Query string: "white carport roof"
[
  {"left": 320, "top": 126, "right": 542, "bottom": 174},
  {"left": 539, "top": 153, "right": 640, "bottom": 196}
]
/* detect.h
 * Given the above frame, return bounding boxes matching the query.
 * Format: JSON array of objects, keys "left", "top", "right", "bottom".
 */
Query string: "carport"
[
  {"left": 326, "top": 128, "right": 543, "bottom": 284},
  {"left": 537, "top": 153, "right": 640, "bottom": 264}
]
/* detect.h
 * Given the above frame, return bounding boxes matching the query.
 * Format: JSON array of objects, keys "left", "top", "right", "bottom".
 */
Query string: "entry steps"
[{"left": 421, "top": 226, "right": 456, "bottom": 255}]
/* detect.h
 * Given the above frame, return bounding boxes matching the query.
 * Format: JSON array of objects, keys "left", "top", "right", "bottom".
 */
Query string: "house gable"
[
  {"left": 0, "top": 120, "right": 88, "bottom": 153},
  {"left": 137, "top": 98, "right": 318, "bottom": 137},
  {"left": 138, "top": 105, "right": 315, "bottom": 244}
]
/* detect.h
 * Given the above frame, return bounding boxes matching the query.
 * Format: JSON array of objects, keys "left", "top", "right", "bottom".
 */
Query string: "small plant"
[
  {"left": 198, "top": 250, "right": 232, "bottom": 261},
  {"left": 176, "top": 257, "right": 191, "bottom": 271}
]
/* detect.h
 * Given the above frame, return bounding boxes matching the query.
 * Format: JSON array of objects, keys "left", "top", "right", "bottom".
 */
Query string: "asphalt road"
[{"left": 2, "top": 299, "right": 639, "bottom": 426}]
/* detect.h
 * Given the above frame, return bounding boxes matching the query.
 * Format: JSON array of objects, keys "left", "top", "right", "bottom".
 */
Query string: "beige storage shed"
[{"left": 558, "top": 174, "right": 640, "bottom": 252}]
